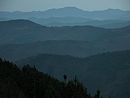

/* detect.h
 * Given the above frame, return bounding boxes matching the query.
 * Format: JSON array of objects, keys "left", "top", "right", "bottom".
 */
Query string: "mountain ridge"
[
  {"left": 0, "top": 20, "right": 130, "bottom": 61},
  {"left": 16, "top": 50, "right": 130, "bottom": 97},
  {"left": 0, "top": 7, "right": 130, "bottom": 20},
  {"left": 1, "top": 7, "right": 130, "bottom": 13}
]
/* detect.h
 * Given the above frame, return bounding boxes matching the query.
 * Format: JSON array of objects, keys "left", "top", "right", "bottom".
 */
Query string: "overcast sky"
[{"left": 0, "top": 0, "right": 130, "bottom": 11}]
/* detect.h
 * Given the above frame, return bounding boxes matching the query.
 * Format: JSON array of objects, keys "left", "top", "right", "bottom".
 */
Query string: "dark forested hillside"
[
  {"left": 16, "top": 50, "right": 130, "bottom": 97},
  {"left": 0, "top": 58, "right": 102, "bottom": 98}
]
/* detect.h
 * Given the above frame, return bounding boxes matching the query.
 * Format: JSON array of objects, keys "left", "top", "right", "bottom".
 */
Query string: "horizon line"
[{"left": 0, "top": 6, "right": 130, "bottom": 12}]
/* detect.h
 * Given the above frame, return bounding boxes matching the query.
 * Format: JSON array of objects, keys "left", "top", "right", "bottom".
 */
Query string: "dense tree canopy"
[{"left": 0, "top": 58, "right": 102, "bottom": 98}]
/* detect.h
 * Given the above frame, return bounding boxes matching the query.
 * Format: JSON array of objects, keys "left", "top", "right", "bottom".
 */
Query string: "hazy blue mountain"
[
  {"left": 28, "top": 17, "right": 130, "bottom": 28},
  {"left": 1, "top": 17, "right": 130, "bottom": 28},
  {"left": 0, "top": 36, "right": 130, "bottom": 61},
  {"left": 16, "top": 50, "right": 130, "bottom": 97},
  {"left": 0, "top": 19, "right": 130, "bottom": 44},
  {"left": 1, "top": 7, "right": 130, "bottom": 98},
  {"left": 80, "top": 20, "right": 130, "bottom": 28},
  {"left": 0, "top": 7, "right": 130, "bottom": 20},
  {"left": 29, "top": 17, "right": 93, "bottom": 26},
  {"left": 42, "top": 7, "right": 86, "bottom": 18},
  {"left": 1, "top": 7, "right": 130, "bottom": 28},
  {"left": 0, "top": 20, "right": 130, "bottom": 61}
]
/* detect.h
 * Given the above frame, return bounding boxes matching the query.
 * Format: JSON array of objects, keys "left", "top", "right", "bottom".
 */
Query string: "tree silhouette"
[
  {"left": 1, "top": 58, "right": 121, "bottom": 98},
  {"left": 95, "top": 90, "right": 101, "bottom": 98},
  {"left": 63, "top": 74, "right": 67, "bottom": 83}
]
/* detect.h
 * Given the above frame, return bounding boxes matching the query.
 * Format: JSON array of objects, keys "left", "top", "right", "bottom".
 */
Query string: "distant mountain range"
[
  {"left": 0, "top": 7, "right": 130, "bottom": 20},
  {"left": 0, "top": 13, "right": 130, "bottom": 97},
  {"left": 0, "top": 19, "right": 130, "bottom": 44},
  {"left": 0, "top": 38, "right": 130, "bottom": 61},
  {"left": 0, "top": 19, "right": 130, "bottom": 61},
  {"left": 0, "top": 7, "right": 130, "bottom": 28},
  {"left": 16, "top": 50, "right": 130, "bottom": 97},
  {"left": 29, "top": 17, "right": 130, "bottom": 28}
]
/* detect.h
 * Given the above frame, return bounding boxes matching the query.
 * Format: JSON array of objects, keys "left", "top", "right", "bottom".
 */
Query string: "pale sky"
[{"left": 0, "top": 0, "right": 130, "bottom": 11}]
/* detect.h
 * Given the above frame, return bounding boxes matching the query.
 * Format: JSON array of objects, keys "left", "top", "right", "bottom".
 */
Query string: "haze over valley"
[{"left": 0, "top": 4, "right": 130, "bottom": 98}]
